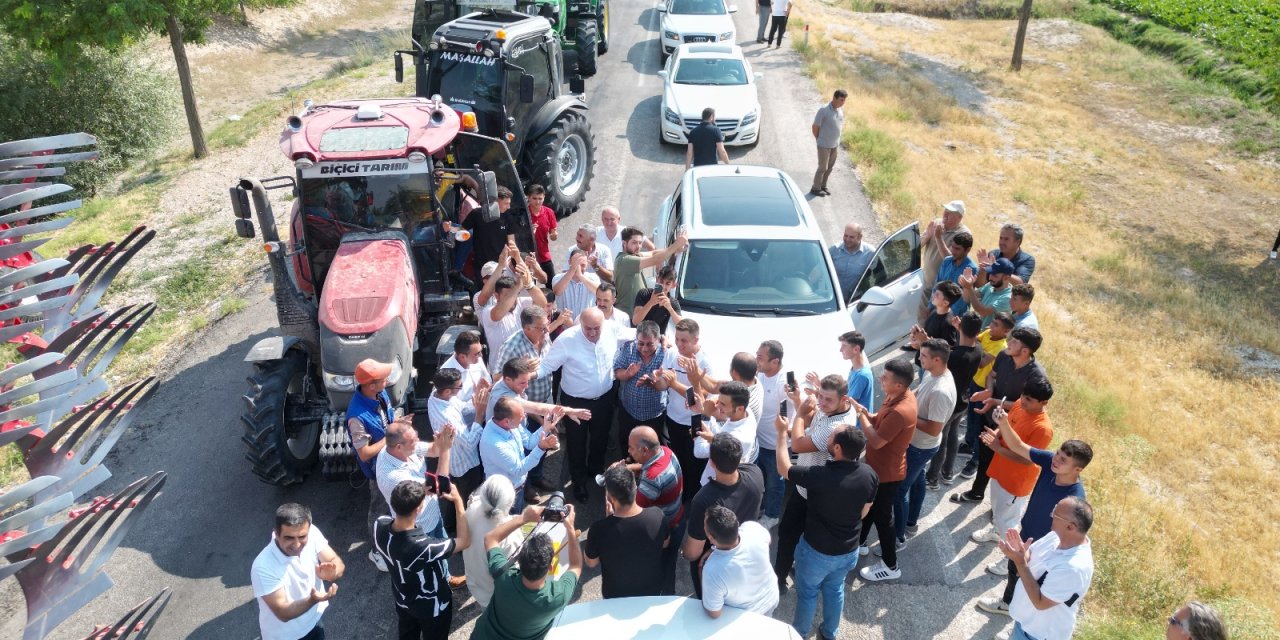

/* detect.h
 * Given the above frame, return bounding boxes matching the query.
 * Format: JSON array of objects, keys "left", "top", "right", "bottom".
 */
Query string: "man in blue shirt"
[
  {"left": 937, "top": 231, "right": 977, "bottom": 315},
  {"left": 979, "top": 223, "right": 1036, "bottom": 284},
  {"left": 479, "top": 397, "right": 560, "bottom": 511},
  {"left": 838, "top": 330, "right": 876, "bottom": 412},
  {"left": 830, "top": 222, "right": 875, "bottom": 303},
  {"left": 614, "top": 320, "right": 667, "bottom": 453},
  {"left": 346, "top": 358, "right": 395, "bottom": 572}
]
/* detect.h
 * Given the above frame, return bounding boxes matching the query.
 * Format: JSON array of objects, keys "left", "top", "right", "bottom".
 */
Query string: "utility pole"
[{"left": 1010, "top": 0, "right": 1034, "bottom": 71}]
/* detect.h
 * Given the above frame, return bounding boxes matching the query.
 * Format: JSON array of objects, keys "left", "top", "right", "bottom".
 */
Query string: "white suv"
[
  {"left": 652, "top": 165, "right": 924, "bottom": 376},
  {"left": 658, "top": 0, "right": 738, "bottom": 63}
]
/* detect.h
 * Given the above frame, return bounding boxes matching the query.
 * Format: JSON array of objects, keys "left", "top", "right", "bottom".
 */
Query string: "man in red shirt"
[
  {"left": 526, "top": 183, "right": 558, "bottom": 279},
  {"left": 854, "top": 358, "right": 917, "bottom": 582}
]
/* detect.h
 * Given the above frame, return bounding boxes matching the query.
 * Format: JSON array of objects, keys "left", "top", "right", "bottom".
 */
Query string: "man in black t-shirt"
[
  {"left": 462, "top": 186, "right": 535, "bottom": 277},
  {"left": 685, "top": 107, "right": 728, "bottom": 169},
  {"left": 927, "top": 311, "right": 984, "bottom": 488},
  {"left": 631, "top": 265, "right": 684, "bottom": 333},
  {"left": 681, "top": 434, "right": 764, "bottom": 598},
  {"left": 584, "top": 466, "right": 669, "bottom": 598},
  {"left": 775, "top": 423, "right": 877, "bottom": 640},
  {"left": 372, "top": 479, "right": 470, "bottom": 640}
]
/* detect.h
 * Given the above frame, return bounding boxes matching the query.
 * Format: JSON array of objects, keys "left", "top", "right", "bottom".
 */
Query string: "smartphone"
[
  {"left": 786, "top": 371, "right": 796, "bottom": 390},
  {"left": 652, "top": 284, "right": 663, "bottom": 295},
  {"left": 691, "top": 413, "right": 703, "bottom": 432},
  {"left": 779, "top": 399, "right": 788, "bottom": 418},
  {"left": 686, "top": 386, "right": 697, "bottom": 408},
  {"left": 423, "top": 472, "right": 452, "bottom": 495}
]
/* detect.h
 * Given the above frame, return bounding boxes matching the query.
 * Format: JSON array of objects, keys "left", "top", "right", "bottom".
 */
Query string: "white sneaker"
[
  {"left": 986, "top": 560, "right": 1009, "bottom": 576},
  {"left": 977, "top": 596, "right": 1010, "bottom": 616},
  {"left": 857, "top": 545, "right": 870, "bottom": 557},
  {"left": 859, "top": 561, "right": 901, "bottom": 582},
  {"left": 369, "top": 549, "right": 388, "bottom": 573},
  {"left": 758, "top": 515, "right": 780, "bottom": 530},
  {"left": 971, "top": 526, "right": 1001, "bottom": 544}
]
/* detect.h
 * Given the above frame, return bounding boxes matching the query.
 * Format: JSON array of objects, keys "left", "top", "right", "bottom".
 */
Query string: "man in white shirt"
[
  {"left": 565, "top": 222, "right": 615, "bottom": 282},
  {"left": 251, "top": 503, "right": 345, "bottom": 640},
  {"left": 596, "top": 206, "right": 655, "bottom": 260},
  {"left": 552, "top": 250, "right": 601, "bottom": 321},
  {"left": 693, "top": 381, "right": 758, "bottom": 486},
  {"left": 376, "top": 419, "right": 454, "bottom": 543},
  {"left": 700, "top": 505, "right": 779, "bottom": 618},
  {"left": 594, "top": 282, "right": 637, "bottom": 346},
  {"left": 727, "top": 352, "right": 763, "bottom": 422},
  {"left": 999, "top": 497, "right": 1095, "bottom": 640},
  {"left": 654, "top": 318, "right": 719, "bottom": 503},
  {"left": 754, "top": 340, "right": 791, "bottom": 530},
  {"left": 439, "top": 331, "right": 490, "bottom": 425},
  {"left": 427, "top": 368, "right": 489, "bottom": 505},
  {"left": 537, "top": 307, "right": 614, "bottom": 502}
]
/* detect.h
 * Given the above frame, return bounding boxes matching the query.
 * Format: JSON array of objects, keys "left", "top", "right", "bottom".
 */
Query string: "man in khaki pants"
[{"left": 810, "top": 89, "right": 847, "bottom": 197}]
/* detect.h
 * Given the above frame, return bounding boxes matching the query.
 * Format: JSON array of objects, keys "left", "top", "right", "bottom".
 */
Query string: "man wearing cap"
[
  {"left": 919, "top": 200, "right": 972, "bottom": 323},
  {"left": 347, "top": 358, "right": 397, "bottom": 572},
  {"left": 810, "top": 89, "right": 847, "bottom": 197},
  {"left": 829, "top": 222, "right": 874, "bottom": 303},
  {"left": 960, "top": 258, "right": 1015, "bottom": 330},
  {"left": 978, "top": 223, "right": 1036, "bottom": 285}
]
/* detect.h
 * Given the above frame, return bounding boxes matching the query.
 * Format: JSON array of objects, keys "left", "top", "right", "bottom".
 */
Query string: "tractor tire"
[
  {"left": 575, "top": 19, "right": 600, "bottom": 77},
  {"left": 597, "top": 1, "right": 610, "bottom": 54},
  {"left": 240, "top": 350, "right": 320, "bottom": 486},
  {"left": 526, "top": 109, "right": 595, "bottom": 218}
]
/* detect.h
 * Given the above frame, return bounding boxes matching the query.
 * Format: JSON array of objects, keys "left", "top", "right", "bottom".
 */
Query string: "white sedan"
[
  {"left": 658, "top": 44, "right": 761, "bottom": 147},
  {"left": 659, "top": 0, "right": 738, "bottom": 62}
]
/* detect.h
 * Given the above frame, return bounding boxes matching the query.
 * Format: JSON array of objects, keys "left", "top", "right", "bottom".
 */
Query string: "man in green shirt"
[
  {"left": 471, "top": 503, "right": 582, "bottom": 640},
  {"left": 613, "top": 226, "right": 689, "bottom": 316},
  {"left": 960, "top": 257, "right": 1014, "bottom": 329}
]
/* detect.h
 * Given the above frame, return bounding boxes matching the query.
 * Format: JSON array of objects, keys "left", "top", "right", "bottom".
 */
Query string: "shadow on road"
[
  {"left": 626, "top": 36, "right": 661, "bottom": 77},
  {"left": 627, "top": 95, "right": 685, "bottom": 166}
]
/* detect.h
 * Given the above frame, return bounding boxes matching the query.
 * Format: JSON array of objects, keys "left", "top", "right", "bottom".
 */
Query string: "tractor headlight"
[
  {"left": 719, "top": 31, "right": 733, "bottom": 41},
  {"left": 664, "top": 30, "right": 679, "bottom": 41},
  {"left": 322, "top": 371, "right": 355, "bottom": 391},
  {"left": 387, "top": 359, "right": 404, "bottom": 385},
  {"left": 664, "top": 107, "right": 682, "bottom": 126}
]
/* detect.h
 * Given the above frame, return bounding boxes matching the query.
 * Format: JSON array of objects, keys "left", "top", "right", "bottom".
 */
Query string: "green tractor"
[{"left": 412, "top": 0, "right": 609, "bottom": 76}]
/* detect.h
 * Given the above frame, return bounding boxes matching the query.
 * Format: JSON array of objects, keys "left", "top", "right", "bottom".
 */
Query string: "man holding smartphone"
[{"left": 654, "top": 319, "right": 719, "bottom": 503}]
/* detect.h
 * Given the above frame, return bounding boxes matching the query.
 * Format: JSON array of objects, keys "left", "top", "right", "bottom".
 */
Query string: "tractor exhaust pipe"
[{"left": 238, "top": 178, "right": 320, "bottom": 356}]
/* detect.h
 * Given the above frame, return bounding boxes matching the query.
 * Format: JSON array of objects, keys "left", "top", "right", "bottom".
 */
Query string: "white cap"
[
  {"left": 480, "top": 261, "right": 500, "bottom": 278},
  {"left": 943, "top": 200, "right": 966, "bottom": 215}
]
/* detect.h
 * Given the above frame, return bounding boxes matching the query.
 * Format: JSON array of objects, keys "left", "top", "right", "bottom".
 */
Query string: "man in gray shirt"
[{"left": 811, "top": 89, "right": 847, "bottom": 196}]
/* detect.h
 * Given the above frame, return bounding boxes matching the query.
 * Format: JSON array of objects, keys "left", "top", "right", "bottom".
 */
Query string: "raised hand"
[
  {"left": 996, "top": 529, "right": 1032, "bottom": 566},
  {"left": 804, "top": 371, "right": 820, "bottom": 388},
  {"left": 310, "top": 584, "right": 339, "bottom": 604},
  {"left": 980, "top": 426, "right": 998, "bottom": 448},
  {"left": 624, "top": 362, "right": 641, "bottom": 378},
  {"left": 316, "top": 561, "right": 339, "bottom": 581},
  {"left": 538, "top": 429, "right": 559, "bottom": 450}
]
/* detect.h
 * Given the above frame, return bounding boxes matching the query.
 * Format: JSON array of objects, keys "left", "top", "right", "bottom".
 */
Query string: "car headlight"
[
  {"left": 719, "top": 31, "right": 733, "bottom": 41},
  {"left": 323, "top": 370, "right": 355, "bottom": 391},
  {"left": 664, "top": 30, "right": 679, "bottom": 40},
  {"left": 741, "top": 110, "right": 757, "bottom": 125},
  {"left": 664, "top": 107, "right": 682, "bottom": 126}
]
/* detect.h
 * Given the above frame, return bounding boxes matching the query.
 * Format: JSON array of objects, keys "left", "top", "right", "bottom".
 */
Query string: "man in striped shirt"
[
  {"left": 615, "top": 425, "right": 684, "bottom": 594},
  {"left": 426, "top": 368, "right": 488, "bottom": 504},
  {"left": 551, "top": 249, "right": 601, "bottom": 321},
  {"left": 614, "top": 321, "right": 666, "bottom": 453}
]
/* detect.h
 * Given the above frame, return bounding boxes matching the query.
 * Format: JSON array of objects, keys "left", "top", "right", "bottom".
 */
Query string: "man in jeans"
[
  {"left": 776, "top": 424, "right": 877, "bottom": 640},
  {"left": 893, "top": 339, "right": 956, "bottom": 551},
  {"left": 810, "top": 89, "right": 847, "bottom": 196},
  {"left": 755, "top": 0, "right": 771, "bottom": 43},
  {"left": 927, "top": 311, "right": 984, "bottom": 488},
  {"left": 753, "top": 340, "right": 790, "bottom": 530},
  {"left": 854, "top": 358, "right": 917, "bottom": 582}
]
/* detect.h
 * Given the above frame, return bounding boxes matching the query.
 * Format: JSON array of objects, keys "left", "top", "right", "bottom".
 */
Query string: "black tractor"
[{"left": 397, "top": 9, "right": 596, "bottom": 218}]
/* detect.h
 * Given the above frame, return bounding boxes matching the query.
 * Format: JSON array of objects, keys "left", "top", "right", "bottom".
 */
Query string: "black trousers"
[
  {"left": 767, "top": 15, "right": 789, "bottom": 44},
  {"left": 298, "top": 621, "right": 324, "bottom": 640},
  {"left": 859, "top": 480, "right": 902, "bottom": 569},
  {"left": 440, "top": 465, "right": 485, "bottom": 538},
  {"left": 396, "top": 604, "right": 452, "bottom": 640},
  {"left": 774, "top": 480, "right": 808, "bottom": 587},
  {"left": 617, "top": 406, "right": 664, "bottom": 458},
  {"left": 689, "top": 538, "right": 712, "bottom": 599},
  {"left": 1001, "top": 558, "right": 1019, "bottom": 604},
  {"left": 926, "top": 409, "right": 967, "bottom": 483},
  {"left": 965, "top": 437, "right": 997, "bottom": 499},
  {"left": 665, "top": 416, "right": 705, "bottom": 503},
  {"left": 561, "top": 391, "right": 615, "bottom": 484}
]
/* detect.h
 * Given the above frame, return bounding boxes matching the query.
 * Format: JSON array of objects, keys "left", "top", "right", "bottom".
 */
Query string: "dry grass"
[{"left": 795, "top": 3, "right": 1280, "bottom": 636}]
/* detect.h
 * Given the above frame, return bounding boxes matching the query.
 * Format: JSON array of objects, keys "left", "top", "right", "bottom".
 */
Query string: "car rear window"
[{"left": 696, "top": 176, "right": 799, "bottom": 226}]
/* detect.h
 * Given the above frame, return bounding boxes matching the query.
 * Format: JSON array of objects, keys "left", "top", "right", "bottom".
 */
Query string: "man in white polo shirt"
[
  {"left": 251, "top": 503, "right": 345, "bottom": 640},
  {"left": 999, "top": 496, "right": 1095, "bottom": 640}
]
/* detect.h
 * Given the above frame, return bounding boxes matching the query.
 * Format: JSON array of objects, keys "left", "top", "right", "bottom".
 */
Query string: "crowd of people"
[{"left": 247, "top": 119, "right": 1235, "bottom": 640}]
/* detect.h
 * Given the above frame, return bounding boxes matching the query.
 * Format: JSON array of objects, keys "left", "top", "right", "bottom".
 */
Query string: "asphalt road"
[{"left": 7, "top": 1, "right": 1014, "bottom": 638}]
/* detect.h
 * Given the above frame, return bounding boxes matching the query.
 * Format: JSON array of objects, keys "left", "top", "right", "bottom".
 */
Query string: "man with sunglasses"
[{"left": 995, "top": 496, "right": 1094, "bottom": 640}]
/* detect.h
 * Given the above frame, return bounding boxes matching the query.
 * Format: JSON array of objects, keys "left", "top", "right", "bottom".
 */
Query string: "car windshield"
[
  {"left": 299, "top": 171, "right": 434, "bottom": 230},
  {"left": 677, "top": 239, "right": 839, "bottom": 314},
  {"left": 674, "top": 58, "right": 747, "bottom": 85},
  {"left": 670, "top": 0, "right": 726, "bottom": 15},
  {"left": 427, "top": 50, "right": 505, "bottom": 109}
]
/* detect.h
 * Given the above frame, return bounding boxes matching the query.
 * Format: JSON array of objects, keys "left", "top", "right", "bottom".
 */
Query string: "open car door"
[{"left": 848, "top": 221, "right": 924, "bottom": 361}]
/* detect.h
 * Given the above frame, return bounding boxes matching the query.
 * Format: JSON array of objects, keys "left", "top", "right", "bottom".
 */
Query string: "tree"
[
  {"left": 0, "top": 0, "right": 294, "bottom": 159},
  {"left": 1010, "top": 0, "right": 1034, "bottom": 71}
]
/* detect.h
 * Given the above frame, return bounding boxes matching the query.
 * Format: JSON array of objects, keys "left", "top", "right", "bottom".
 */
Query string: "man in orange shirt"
[
  {"left": 970, "top": 377, "right": 1054, "bottom": 577},
  {"left": 852, "top": 359, "right": 917, "bottom": 582}
]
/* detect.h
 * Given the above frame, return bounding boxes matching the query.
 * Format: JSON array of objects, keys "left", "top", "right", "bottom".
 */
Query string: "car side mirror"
[
  {"left": 658, "top": 70, "right": 668, "bottom": 79},
  {"left": 569, "top": 75, "right": 586, "bottom": 94},
  {"left": 728, "top": 4, "right": 738, "bottom": 12},
  {"left": 478, "top": 170, "right": 501, "bottom": 223},
  {"left": 657, "top": 5, "right": 667, "bottom": 11},
  {"left": 519, "top": 73, "right": 535, "bottom": 103},
  {"left": 394, "top": 52, "right": 404, "bottom": 83},
  {"left": 859, "top": 286, "right": 894, "bottom": 307}
]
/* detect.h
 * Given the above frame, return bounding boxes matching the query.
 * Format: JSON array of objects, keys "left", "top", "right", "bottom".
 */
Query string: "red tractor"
[{"left": 229, "top": 97, "right": 533, "bottom": 485}]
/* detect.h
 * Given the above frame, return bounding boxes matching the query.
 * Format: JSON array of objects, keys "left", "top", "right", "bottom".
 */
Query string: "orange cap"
[{"left": 355, "top": 359, "right": 393, "bottom": 385}]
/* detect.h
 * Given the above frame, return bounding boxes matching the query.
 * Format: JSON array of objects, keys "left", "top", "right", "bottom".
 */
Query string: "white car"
[
  {"left": 659, "top": 44, "right": 761, "bottom": 146},
  {"left": 652, "top": 165, "right": 924, "bottom": 378},
  {"left": 659, "top": 0, "right": 738, "bottom": 63}
]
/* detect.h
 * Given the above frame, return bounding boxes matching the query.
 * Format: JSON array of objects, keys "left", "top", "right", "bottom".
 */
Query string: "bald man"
[
  {"left": 830, "top": 223, "right": 874, "bottom": 302},
  {"left": 616, "top": 425, "right": 685, "bottom": 595},
  {"left": 538, "top": 307, "right": 617, "bottom": 502}
]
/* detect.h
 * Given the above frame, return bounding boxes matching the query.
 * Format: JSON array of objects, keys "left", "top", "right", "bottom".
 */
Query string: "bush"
[{"left": 0, "top": 36, "right": 176, "bottom": 196}]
